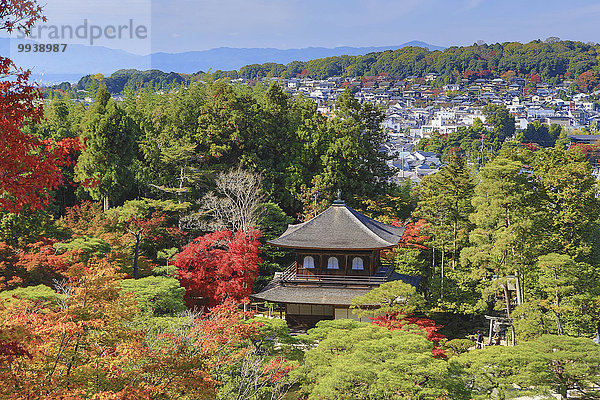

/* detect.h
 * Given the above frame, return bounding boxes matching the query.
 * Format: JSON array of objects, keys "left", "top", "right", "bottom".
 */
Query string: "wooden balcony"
[{"left": 279, "top": 261, "right": 395, "bottom": 287}]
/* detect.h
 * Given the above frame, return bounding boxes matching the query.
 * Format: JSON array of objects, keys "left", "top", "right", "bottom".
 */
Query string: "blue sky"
[
  {"left": 3, "top": 0, "right": 600, "bottom": 54},
  {"left": 148, "top": 0, "right": 600, "bottom": 52}
]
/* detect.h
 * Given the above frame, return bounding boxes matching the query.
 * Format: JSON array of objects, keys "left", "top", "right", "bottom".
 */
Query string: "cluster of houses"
[{"left": 230, "top": 74, "right": 600, "bottom": 182}]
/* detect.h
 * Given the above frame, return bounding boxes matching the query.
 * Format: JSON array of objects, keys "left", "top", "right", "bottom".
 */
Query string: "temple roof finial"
[{"left": 333, "top": 189, "right": 344, "bottom": 205}]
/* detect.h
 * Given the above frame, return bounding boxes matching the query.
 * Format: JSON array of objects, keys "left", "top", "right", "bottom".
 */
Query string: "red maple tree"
[
  {"left": 371, "top": 312, "right": 447, "bottom": 357},
  {"left": 0, "top": 0, "right": 81, "bottom": 213},
  {"left": 395, "top": 218, "right": 431, "bottom": 250},
  {"left": 577, "top": 70, "right": 599, "bottom": 93},
  {"left": 0, "top": 238, "right": 85, "bottom": 289},
  {"left": 15, "top": 238, "right": 83, "bottom": 285},
  {"left": 124, "top": 212, "right": 186, "bottom": 279},
  {"left": 174, "top": 229, "right": 262, "bottom": 307}
]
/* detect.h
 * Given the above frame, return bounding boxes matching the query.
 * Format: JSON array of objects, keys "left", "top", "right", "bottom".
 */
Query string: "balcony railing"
[{"left": 279, "top": 260, "right": 395, "bottom": 286}]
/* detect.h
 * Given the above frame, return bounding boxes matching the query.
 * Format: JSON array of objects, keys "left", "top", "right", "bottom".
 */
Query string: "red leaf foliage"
[
  {"left": 523, "top": 143, "right": 539, "bottom": 151},
  {"left": 16, "top": 239, "right": 84, "bottom": 284},
  {"left": 371, "top": 313, "right": 447, "bottom": 357},
  {"left": 0, "top": 1, "right": 80, "bottom": 212},
  {"left": 0, "top": 262, "right": 261, "bottom": 399},
  {"left": 0, "top": 238, "right": 84, "bottom": 289},
  {"left": 126, "top": 212, "right": 186, "bottom": 253},
  {"left": 396, "top": 219, "right": 431, "bottom": 250},
  {"left": 529, "top": 74, "right": 541, "bottom": 83},
  {"left": 0, "top": 39, "right": 81, "bottom": 212},
  {"left": 571, "top": 143, "right": 600, "bottom": 166},
  {"left": 0, "top": 340, "right": 32, "bottom": 363},
  {"left": 192, "top": 300, "right": 258, "bottom": 355},
  {"left": 263, "top": 357, "right": 295, "bottom": 383},
  {"left": 175, "top": 229, "right": 262, "bottom": 307},
  {"left": 0, "top": 0, "right": 45, "bottom": 34},
  {"left": 577, "top": 70, "right": 599, "bottom": 92},
  {"left": 60, "top": 201, "right": 109, "bottom": 238}
]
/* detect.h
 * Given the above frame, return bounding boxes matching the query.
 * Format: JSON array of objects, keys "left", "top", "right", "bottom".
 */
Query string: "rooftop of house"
[{"left": 569, "top": 134, "right": 600, "bottom": 144}]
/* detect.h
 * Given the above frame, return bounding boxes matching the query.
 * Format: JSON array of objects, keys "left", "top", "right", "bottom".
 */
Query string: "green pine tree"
[{"left": 75, "top": 85, "right": 137, "bottom": 210}]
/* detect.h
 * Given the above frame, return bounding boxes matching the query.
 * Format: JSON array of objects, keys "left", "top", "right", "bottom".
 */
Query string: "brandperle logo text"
[{"left": 16, "top": 19, "right": 148, "bottom": 46}]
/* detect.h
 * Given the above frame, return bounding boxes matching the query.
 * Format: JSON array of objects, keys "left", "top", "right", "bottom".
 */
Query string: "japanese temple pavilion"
[{"left": 252, "top": 199, "right": 421, "bottom": 329}]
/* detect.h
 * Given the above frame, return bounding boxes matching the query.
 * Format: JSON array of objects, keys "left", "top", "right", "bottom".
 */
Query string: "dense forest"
[
  {"left": 3, "top": 1, "right": 600, "bottom": 398},
  {"left": 6, "top": 75, "right": 600, "bottom": 398},
  {"left": 55, "top": 38, "right": 600, "bottom": 96},
  {"left": 217, "top": 38, "right": 600, "bottom": 85},
  {"left": 75, "top": 69, "right": 187, "bottom": 94}
]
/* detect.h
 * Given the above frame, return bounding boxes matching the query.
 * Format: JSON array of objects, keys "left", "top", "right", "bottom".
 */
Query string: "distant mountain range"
[{"left": 0, "top": 38, "right": 445, "bottom": 84}]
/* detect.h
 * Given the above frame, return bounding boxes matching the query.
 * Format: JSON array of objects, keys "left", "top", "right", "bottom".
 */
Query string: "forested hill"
[
  {"left": 71, "top": 70, "right": 187, "bottom": 95},
  {"left": 219, "top": 39, "right": 600, "bottom": 83},
  {"left": 56, "top": 39, "right": 600, "bottom": 95}
]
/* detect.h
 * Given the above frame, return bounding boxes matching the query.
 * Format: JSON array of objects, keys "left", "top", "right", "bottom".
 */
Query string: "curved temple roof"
[
  {"left": 267, "top": 200, "right": 405, "bottom": 250},
  {"left": 252, "top": 272, "right": 421, "bottom": 306}
]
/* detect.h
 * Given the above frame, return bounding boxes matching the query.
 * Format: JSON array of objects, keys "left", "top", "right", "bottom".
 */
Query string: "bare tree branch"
[{"left": 182, "top": 167, "right": 264, "bottom": 232}]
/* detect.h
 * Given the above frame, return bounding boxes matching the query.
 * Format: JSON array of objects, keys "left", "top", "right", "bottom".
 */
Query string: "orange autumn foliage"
[
  {"left": 397, "top": 218, "right": 431, "bottom": 250},
  {"left": 0, "top": 239, "right": 84, "bottom": 290},
  {"left": 58, "top": 201, "right": 186, "bottom": 277},
  {"left": 0, "top": 259, "right": 261, "bottom": 399}
]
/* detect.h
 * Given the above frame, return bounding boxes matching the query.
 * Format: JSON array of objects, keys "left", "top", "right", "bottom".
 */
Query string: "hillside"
[
  {"left": 213, "top": 39, "right": 600, "bottom": 84},
  {"left": 50, "top": 39, "right": 600, "bottom": 95}
]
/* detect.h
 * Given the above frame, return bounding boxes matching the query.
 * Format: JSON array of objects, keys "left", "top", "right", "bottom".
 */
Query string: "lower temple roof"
[{"left": 252, "top": 273, "right": 421, "bottom": 307}]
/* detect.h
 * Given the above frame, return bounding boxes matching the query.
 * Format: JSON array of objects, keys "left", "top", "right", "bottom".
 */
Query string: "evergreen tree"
[
  {"left": 295, "top": 320, "right": 469, "bottom": 400},
  {"left": 512, "top": 147, "right": 600, "bottom": 338},
  {"left": 414, "top": 151, "right": 475, "bottom": 304},
  {"left": 461, "top": 148, "right": 538, "bottom": 316},
  {"left": 482, "top": 104, "right": 515, "bottom": 144},
  {"left": 532, "top": 147, "right": 600, "bottom": 261},
  {"left": 75, "top": 85, "right": 137, "bottom": 210},
  {"left": 459, "top": 335, "right": 600, "bottom": 400},
  {"left": 314, "top": 88, "right": 391, "bottom": 204}
]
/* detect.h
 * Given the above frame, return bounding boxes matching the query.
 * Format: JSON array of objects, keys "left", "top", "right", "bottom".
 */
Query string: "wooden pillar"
[
  {"left": 343, "top": 254, "right": 347, "bottom": 275},
  {"left": 370, "top": 251, "right": 376, "bottom": 275}
]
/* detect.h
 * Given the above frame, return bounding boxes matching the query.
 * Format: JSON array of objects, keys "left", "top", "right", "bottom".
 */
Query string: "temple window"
[
  {"left": 303, "top": 255, "right": 315, "bottom": 269},
  {"left": 327, "top": 256, "right": 339, "bottom": 269},
  {"left": 352, "top": 257, "right": 364, "bottom": 270}
]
